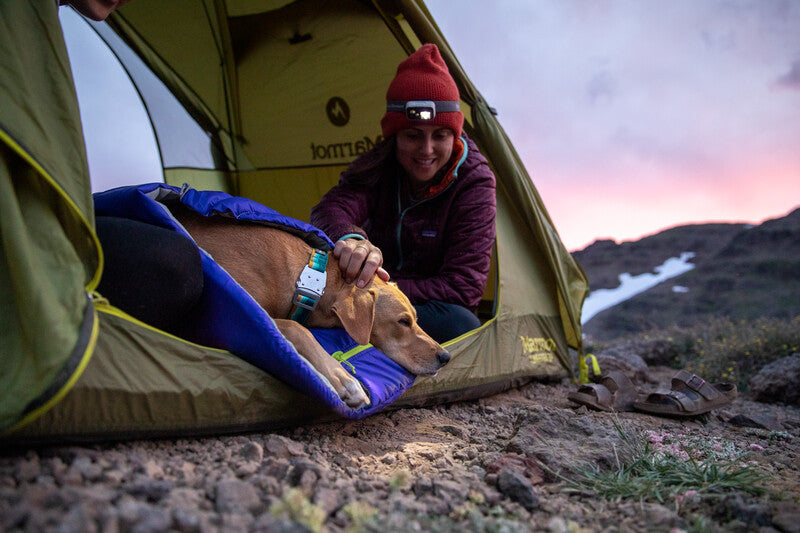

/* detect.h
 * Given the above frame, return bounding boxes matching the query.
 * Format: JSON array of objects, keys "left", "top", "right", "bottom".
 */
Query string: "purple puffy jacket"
[{"left": 310, "top": 134, "right": 496, "bottom": 308}]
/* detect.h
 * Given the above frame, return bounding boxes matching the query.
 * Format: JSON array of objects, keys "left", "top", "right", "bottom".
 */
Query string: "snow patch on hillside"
[{"left": 581, "top": 252, "right": 695, "bottom": 324}]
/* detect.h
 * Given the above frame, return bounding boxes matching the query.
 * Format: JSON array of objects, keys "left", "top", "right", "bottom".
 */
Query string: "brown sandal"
[
  {"left": 633, "top": 370, "right": 737, "bottom": 417},
  {"left": 568, "top": 371, "right": 638, "bottom": 412}
]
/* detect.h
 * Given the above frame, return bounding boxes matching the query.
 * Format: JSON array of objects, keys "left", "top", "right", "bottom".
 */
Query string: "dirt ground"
[{"left": 1, "top": 366, "right": 799, "bottom": 533}]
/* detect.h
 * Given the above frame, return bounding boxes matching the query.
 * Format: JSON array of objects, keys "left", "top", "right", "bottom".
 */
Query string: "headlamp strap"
[
  {"left": 386, "top": 100, "right": 460, "bottom": 120},
  {"left": 290, "top": 249, "right": 328, "bottom": 324}
]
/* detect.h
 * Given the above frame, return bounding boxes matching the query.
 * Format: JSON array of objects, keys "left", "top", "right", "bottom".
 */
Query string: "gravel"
[{"left": 2, "top": 365, "right": 799, "bottom": 532}]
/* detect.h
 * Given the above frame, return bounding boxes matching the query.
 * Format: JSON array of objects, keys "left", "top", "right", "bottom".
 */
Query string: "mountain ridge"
[{"left": 573, "top": 206, "right": 800, "bottom": 341}]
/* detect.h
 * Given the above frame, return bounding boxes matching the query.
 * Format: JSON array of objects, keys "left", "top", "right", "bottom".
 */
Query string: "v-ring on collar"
[{"left": 290, "top": 249, "right": 328, "bottom": 324}]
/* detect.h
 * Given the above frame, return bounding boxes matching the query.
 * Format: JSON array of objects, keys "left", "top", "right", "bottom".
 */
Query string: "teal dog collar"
[{"left": 290, "top": 249, "right": 328, "bottom": 324}]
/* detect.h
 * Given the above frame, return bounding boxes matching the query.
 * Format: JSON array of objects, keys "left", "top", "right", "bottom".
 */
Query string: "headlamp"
[{"left": 386, "top": 100, "right": 460, "bottom": 121}]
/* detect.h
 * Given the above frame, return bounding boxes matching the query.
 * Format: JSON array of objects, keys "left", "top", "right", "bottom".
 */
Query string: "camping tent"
[{"left": 0, "top": 0, "right": 588, "bottom": 443}]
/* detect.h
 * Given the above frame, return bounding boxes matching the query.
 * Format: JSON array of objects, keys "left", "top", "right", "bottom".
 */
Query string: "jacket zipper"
[{"left": 394, "top": 136, "right": 469, "bottom": 271}]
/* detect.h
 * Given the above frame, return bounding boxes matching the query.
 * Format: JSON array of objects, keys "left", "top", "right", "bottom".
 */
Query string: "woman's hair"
[{"left": 339, "top": 136, "right": 398, "bottom": 187}]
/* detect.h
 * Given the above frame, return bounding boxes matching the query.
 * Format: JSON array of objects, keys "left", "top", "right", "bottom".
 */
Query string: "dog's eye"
[{"left": 398, "top": 317, "right": 412, "bottom": 328}]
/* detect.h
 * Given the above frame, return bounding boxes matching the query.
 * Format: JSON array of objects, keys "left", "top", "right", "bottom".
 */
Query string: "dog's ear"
[{"left": 331, "top": 285, "right": 377, "bottom": 346}]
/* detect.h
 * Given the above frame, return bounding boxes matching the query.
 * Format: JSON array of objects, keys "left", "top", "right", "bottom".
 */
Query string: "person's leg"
[
  {"left": 95, "top": 216, "right": 203, "bottom": 333},
  {"left": 414, "top": 300, "right": 481, "bottom": 344}
]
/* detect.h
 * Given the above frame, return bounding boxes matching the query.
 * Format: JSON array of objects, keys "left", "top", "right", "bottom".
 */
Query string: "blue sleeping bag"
[{"left": 93, "top": 183, "right": 416, "bottom": 418}]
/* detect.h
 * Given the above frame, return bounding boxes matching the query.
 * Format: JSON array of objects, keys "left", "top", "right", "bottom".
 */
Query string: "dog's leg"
[{"left": 273, "top": 319, "right": 370, "bottom": 408}]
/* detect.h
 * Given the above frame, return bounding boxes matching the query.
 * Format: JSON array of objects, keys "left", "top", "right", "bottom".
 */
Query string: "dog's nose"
[{"left": 437, "top": 350, "right": 451, "bottom": 367}]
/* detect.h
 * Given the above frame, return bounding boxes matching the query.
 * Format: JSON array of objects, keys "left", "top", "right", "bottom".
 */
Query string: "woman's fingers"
[{"left": 334, "top": 238, "right": 386, "bottom": 287}]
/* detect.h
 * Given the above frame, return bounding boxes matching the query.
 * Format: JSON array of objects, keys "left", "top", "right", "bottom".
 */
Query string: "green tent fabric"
[
  {"left": 0, "top": 0, "right": 588, "bottom": 443},
  {"left": 0, "top": 1, "right": 101, "bottom": 433}
]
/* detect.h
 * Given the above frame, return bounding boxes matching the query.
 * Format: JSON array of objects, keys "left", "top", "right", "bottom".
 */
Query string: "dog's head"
[{"left": 330, "top": 279, "right": 450, "bottom": 376}]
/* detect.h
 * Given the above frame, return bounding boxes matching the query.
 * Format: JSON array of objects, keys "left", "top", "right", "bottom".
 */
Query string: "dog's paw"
[{"left": 332, "top": 370, "right": 370, "bottom": 409}]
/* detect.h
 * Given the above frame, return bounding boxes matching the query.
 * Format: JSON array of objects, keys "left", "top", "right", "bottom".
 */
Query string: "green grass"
[
  {"left": 270, "top": 488, "right": 327, "bottom": 533},
  {"left": 562, "top": 419, "right": 765, "bottom": 505},
  {"left": 668, "top": 316, "right": 800, "bottom": 392},
  {"left": 591, "top": 315, "right": 800, "bottom": 392}
]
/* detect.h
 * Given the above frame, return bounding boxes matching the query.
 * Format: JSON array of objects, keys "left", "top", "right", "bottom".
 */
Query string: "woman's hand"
[{"left": 334, "top": 238, "right": 390, "bottom": 288}]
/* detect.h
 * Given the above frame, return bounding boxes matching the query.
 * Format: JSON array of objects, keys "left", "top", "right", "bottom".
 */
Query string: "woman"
[{"left": 310, "top": 44, "right": 496, "bottom": 343}]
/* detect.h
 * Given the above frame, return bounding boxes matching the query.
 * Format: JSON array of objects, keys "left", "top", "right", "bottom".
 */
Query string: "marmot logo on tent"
[
  {"left": 520, "top": 335, "right": 556, "bottom": 366},
  {"left": 326, "top": 97, "right": 350, "bottom": 127},
  {"left": 310, "top": 135, "right": 383, "bottom": 160}
]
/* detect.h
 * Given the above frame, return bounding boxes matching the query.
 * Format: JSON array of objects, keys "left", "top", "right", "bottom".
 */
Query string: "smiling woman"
[{"left": 310, "top": 44, "right": 497, "bottom": 344}]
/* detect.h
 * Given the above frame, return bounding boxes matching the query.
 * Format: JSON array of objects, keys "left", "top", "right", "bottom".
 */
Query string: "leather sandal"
[
  {"left": 633, "top": 370, "right": 737, "bottom": 417},
  {"left": 568, "top": 371, "right": 638, "bottom": 412}
]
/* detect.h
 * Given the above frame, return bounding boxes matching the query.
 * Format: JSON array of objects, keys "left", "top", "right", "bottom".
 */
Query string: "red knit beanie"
[{"left": 381, "top": 43, "right": 463, "bottom": 139}]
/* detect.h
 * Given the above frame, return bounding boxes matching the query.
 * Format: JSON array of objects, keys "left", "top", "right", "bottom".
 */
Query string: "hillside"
[{"left": 574, "top": 207, "right": 800, "bottom": 341}]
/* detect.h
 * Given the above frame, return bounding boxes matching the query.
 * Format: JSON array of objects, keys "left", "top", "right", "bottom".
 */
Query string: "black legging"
[
  {"left": 95, "top": 216, "right": 203, "bottom": 334},
  {"left": 414, "top": 300, "right": 481, "bottom": 343}
]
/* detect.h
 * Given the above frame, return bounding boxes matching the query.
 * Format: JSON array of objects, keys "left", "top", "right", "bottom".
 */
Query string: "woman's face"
[{"left": 395, "top": 125, "right": 455, "bottom": 184}]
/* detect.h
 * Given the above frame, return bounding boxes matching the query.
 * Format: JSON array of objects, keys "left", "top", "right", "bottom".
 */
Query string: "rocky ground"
[{"left": 2, "top": 353, "right": 799, "bottom": 533}]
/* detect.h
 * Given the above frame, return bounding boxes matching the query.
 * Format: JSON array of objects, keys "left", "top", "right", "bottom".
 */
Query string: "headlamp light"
[
  {"left": 386, "top": 100, "right": 460, "bottom": 121},
  {"left": 404, "top": 101, "right": 436, "bottom": 121}
]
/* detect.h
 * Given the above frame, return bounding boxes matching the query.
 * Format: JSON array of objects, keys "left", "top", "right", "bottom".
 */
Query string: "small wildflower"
[{"left": 749, "top": 443, "right": 764, "bottom": 452}]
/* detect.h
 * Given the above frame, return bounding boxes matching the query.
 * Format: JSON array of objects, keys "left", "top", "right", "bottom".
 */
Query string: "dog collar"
[{"left": 290, "top": 249, "right": 328, "bottom": 324}]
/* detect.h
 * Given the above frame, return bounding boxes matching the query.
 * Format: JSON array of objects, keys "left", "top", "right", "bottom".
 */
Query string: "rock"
[
  {"left": 221, "top": 512, "right": 255, "bottom": 532},
  {"left": 69, "top": 485, "right": 116, "bottom": 507},
  {"left": 593, "top": 352, "right": 651, "bottom": 385},
  {"left": 438, "top": 424, "right": 467, "bottom": 439},
  {"left": 312, "top": 488, "right": 340, "bottom": 515},
  {"left": 16, "top": 458, "right": 41, "bottom": 483},
  {"left": 175, "top": 461, "right": 196, "bottom": 484},
  {"left": 140, "top": 459, "right": 165, "bottom": 479},
  {"left": 57, "top": 505, "right": 97, "bottom": 533},
  {"left": 117, "top": 500, "right": 170, "bottom": 532},
  {"left": 103, "top": 469, "right": 126, "bottom": 485},
  {"left": 773, "top": 513, "right": 800, "bottom": 533},
  {"left": 484, "top": 454, "right": 545, "bottom": 485},
  {"left": 726, "top": 414, "right": 782, "bottom": 431},
  {"left": 236, "top": 461, "right": 260, "bottom": 476},
  {"left": 265, "top": 458, "right": 291, "bottom": 479},
  {"left": 22, "top": 482, "right": 60, "bottom": 508},
  {"left": 240, "top": 441, "right": 264, "bottom": 463},
  {"left": 164, "top": 487, "right": 204, "bottom": 510},
  {"left": 2, "top": 504, "right": 28, "bottom": 530},
  {"left": 433, "top": 479, "right": 469, "bottom": 501},
  {"left": 547, "top": 516, "right": 568, "bottom": 533},
  {"left": 713, "top": 494, "right": 772, "bottom": 528},
  {"left": 412, "top": 476, "right": 434, "bottom": 496},
  {"left": 496, "top": 468, "right": 539, "bottom": 511},
  {"left": 750, "top": 354, "right": 800, "bottom": 406},
  {"left": 125, "top": 479, "right": 174, "bottom": 502},
  {"left": 215, "top": 479, "right": 263, "bottom": 514},
  {"left": 642, "top": 502, "right": 682, "bottom": 529},
  {"left": 288, "top": 458, "right": 322, "bottom": 491},
  {"left": 624, "top": 338, "right": 680, "bottom": 366},
  {"left": 61, "top": 466, "right": 84, "bottom": 487},
  {"left": 253, "top": 512, "right": 313, "bottom": 533},
  {"left": 172, "top": 507, "right": 201, "bottom": 532},
  {"left": 771, "top": 502, "right": 800, "bottom": 533},
  {"left": 380, "top": 453, "right": 396, "bottom": 465},
  {"left": 265, "top": 435, "right": 306, "bottom": 460}
]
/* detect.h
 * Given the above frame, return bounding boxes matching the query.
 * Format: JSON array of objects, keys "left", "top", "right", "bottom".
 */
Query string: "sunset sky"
[
  {"left": 62, "top": 1, "right": 800, "bottom": 251},
  {"left": 426, "top": 0, "right": 800, "bottom": 250}
]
